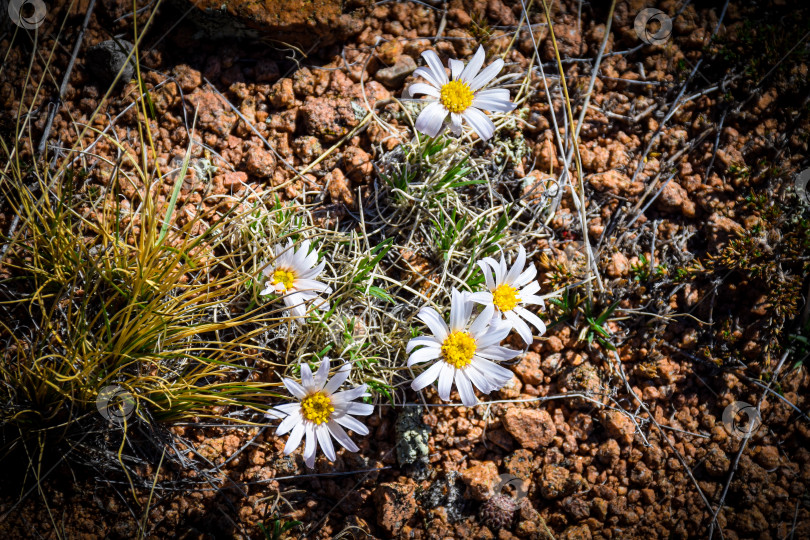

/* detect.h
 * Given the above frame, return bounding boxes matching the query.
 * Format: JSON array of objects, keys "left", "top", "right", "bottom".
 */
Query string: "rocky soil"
[{"left": 1, "top": 0, "right": 809, "bottom": 539}]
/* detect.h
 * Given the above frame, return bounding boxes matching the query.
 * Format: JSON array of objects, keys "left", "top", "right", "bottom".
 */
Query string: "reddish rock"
[
  {"left": 597, "top": 439, "right": 620, "bottom": 466},
  {"left": 376, "top": 55, "right": 417, "bottom": 88},
  {"left": 217, "top": 171, "right": 247, "bottom": 193},
  {"left": 539, "top": 463, "right": 570, "bottom": 499},
  {"left": 182, "top": 0, "right": 362, "bottom": 48},
  {"left": 268, "top": 78, "right": 296, "bottom": 109},
  {"left": 587, "top": 170, "right": 640, "bottom": 197},
  {"left": 172, "top": 64, "right": 202, "bottom": 92},
  {"left": 292, "top": 136, "right": 324, "bottom": 164},
  {"left": 656, "top": 180, "right": 696, "bottom": 217},
  {"left": 461, "top": 461, "right": 500, "bottom": 501},
  {"left": 706, "top": 212, "right": 744, "bottom": 248},
  {"left": 497, "top": 374, "right": 523, "bottom": 399},
  {"left": 267, "top": 108, "right": 298, "bottom": 133},
  {"left": 561, "top": 495, "right": 590, "bottom": 520},
  {"left": 503, "top": 408, "right": 556, "bottom": 450},
  {"left": 591, "top": 497, "right": 608, "bottom": 520},
  {"left": 373, "top": 482, "right": 417, "bottom": 536},
  {"left": 514, "top": 352, "right": 543, "bottom": 386},
  {"left": 326, "top": 168, "right": 355, "bottom": 206},
  {"left": 300, "top": 96, "right": 361, "bottom": 142},
  {"left": 705, "top": 444, "right": 731, "bottom": 476},
  {"left": 486, "top": 428, "right": 515, "bottom": 452},
  {"left": 598, "top": 410, "right": 635, "bottom": 444},
  {"left": 343, "top": 146, "right": 373, "bottom": 182},
  {"left": 503, "top": 449, "right": 535, "bottom": 481},
  {"left": 559, "top": 524, "right": 592, "bottom": 540},
  {"left": 242, "top": 144, "right": 276, "bottom": 179},
  {"left": 187, "top": 89, "right": 237, "bottom": 137},
  {"left": 754, "top": 445, "right": 780, "bottom": 469},
  {"left": 606, "top": 252, "right": 630, "bottom": 278},
  {"left": 561, "top": 363, "right": 604, "bottom": 410}
]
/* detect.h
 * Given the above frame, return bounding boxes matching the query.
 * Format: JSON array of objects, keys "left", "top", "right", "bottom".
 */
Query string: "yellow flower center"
[
  {"left": 441, "top": 331, "right": 477, "bottom": 368},
  {"left": 301, "top": 392, "right": 334, "bottom": 424},
  {"left": 440, "top": 80, "right": 474, "bottom": 114},
  {"left": 493, "top": 284, "right": 520, "bottom": 312},
  {"left": 271, "top": 268, "right": 296, "bottom": 290}
]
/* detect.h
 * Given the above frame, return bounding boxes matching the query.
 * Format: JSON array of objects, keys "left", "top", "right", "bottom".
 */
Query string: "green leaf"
[{"left": 368, "top": 285, "right": 395, "bottom": 304}]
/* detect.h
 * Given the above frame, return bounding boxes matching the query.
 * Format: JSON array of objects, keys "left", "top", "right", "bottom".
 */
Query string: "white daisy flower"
[
  {"left": 406, "top": 45, "right": 516, "bottom": 141},
  {"left": 469, "top": 246, "right": 547, "bottom": 345},
  {"left": 261, "top": 239, "right": 331, "bottom": 321},
  {"left": 270, "top": 357, "right": 373, "bottom": 469},
  {"left": 407, "top": 288, "right": 520, "bottom": 406}
]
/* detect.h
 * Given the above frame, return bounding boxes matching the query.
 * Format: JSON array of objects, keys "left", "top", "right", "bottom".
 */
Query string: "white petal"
[
  {"left": 469, "top": 304, "right": 495, "bottom": 337},
  {"left": 298, "top": 259, "right": 325, "bottom": 280},
  {"left": 472, "top": 357, "right": 514, "bottom": 385},
  {"left": 331, "top": 384, "right": 368, "bottom": 405},
  {"left": 520, "top": 294, "right": 545, "bottom": 306},
  {"left": 460, "top": 45, "right": 486, "bottom": 83},
  {"left": 449, "top": 112, "right": 463, "bottom": 135},
  {"left": 282, "top": 378, "right": 308, "bottom": 399},
  {"left": 414, "top": 66, "right": 442, "bottom": 88},
  {"left": 408, "top": 82, "right": 441, "bottom": 98},
  {"left": 269, "top": 402, "right": 300, "bottom": 417},
  {"left": 421, "top": 49, "right": 448, "bottom": 85},
  {"left": 411, "top": 361, "right": 443, "bottom": 391},
  {"left": 408, "top": 346, "right": 441, "bottom": 366},
  {"left": 315, "top": 356, "right": 329, "bottom": 390},
  {"left": 417, "top": 306, "right": 449, "bottom": 341},
  {"left": 316, "top": 423, "right": 336, "bottom": 461},
  {"left": 473, "top": 88, "right": 511, "bottom": 102},
  {"left": 303, "top": 423, "right": 318, "bottom": 468},
  {"left": 406, "top": 336, "right": 441, "bottom": 353},
  {"left": 465, "top": 364, "right": 496, "bottom": 394},
  {"left": 333, "top": 413, "right": 369, "bottom": 436},
  {"left": 259, "top": 284, "right": 274, "bottom": 297},
  {"left": 294, "top": 279, "right": 330, "bottom": 293},
  {"left": 415, "top": 101, "right": 448, "bottom": 137},
  {"left": 327, "top": 420, "right": 359, "bottom": 452},
  {"left": 518, "top": 278, "right": 540, "bottom": 295},
  {"left": 343, "top": 402, "right": 374, "bottom": 416},
  {"left": 467, "top": 291, "right": 493, "bottom": 305},
  {"left": 283, "top": 423, "right": 305, "bottom": 455},
  {"left": 514, "top": 306, "right": 547, "bottom": 335},
  {"left": 475, "top": 322, "right": 511, "bottom": 348},
  {"left": 475, "top": 345, "right": 521, "bottom": 361},
  {"left": 449, "top": 58, "right": 464, "bottom": 80},
  {"left": 471, "top": 96, "right": 516, "bottom": 113},
  {"left": 470, "top": 57, "right": 504, "bottom": 91},
  {"left": 276, "top": 410, "right": 301, "bottom": 436},
  {"left": 449, "top": 288, "right": 467, "bottom": 332},
  {"left": 505, "top": 310, "right": 533, "bottom": 345},
  {"left": 323, "top": 363, "right": 351, "bottom": 395},
  {"left": 437, "top": 363, "right": 455, "bottom": 401},
  {"left": 300, "top": 363, "right": 316, "bottom": 390},
  {"left": 456, "top": 370, "right": 478, "bottom": 406},
  {"left": 506, "top": 246, "right": 527, "bottom": 285},
  {"left": 462, "top": 107, "right": 496, "bottom": 141},
  {"left": 477, "top": 260, "right": 496, "bottom": 290},
  {"left": 285, "top": 295, "right": 307, "bottom": 321},
  {"left": 515, "top": 306, "right": 546, "bottom": 336}
]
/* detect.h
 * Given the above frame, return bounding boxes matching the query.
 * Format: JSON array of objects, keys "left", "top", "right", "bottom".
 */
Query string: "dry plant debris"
[{"left": 1, "top": 0, "right": 809, "bottom": 538}]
